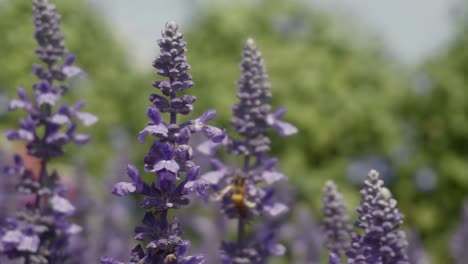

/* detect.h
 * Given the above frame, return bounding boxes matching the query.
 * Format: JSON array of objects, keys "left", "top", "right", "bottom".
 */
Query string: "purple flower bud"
[
  {"left": 321, "top": 180, "right": 352, "bottom": 257},
  {"left": 348, "top": 170, "right": 409, "bottom": 263}
]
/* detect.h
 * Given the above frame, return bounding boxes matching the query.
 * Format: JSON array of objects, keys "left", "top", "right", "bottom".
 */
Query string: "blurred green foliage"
[
  {"left": 397, "top": 14, "right": 468, "bottom": 262},
  {"left": 0, "top": 0, "right": 467, "bottom": 263}
]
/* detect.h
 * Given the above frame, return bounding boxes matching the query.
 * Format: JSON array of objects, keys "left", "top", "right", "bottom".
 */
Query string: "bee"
[{"left": 211, "top": 176, "right": 256, "bottom": 215}]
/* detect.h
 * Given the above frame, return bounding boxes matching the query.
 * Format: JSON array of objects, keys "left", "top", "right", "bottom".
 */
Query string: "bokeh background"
[{"left": 1, "top": 0, "right": 468, "bottom": 263}]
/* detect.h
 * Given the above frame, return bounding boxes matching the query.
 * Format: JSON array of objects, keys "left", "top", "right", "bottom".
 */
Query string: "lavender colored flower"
[
  {"left": 329, "top": 253, "right": 342, "bottom": 264},
  {"left": 321, "top": 180, "right": 352, "bottom": 257},
  {"left": 279, "top": 204, "right": 322, "bottom": 264},
  {"left": 105, "top": 21, "right": 224, "bottom": 264},
  {"left": 198, "top": 38, "right": 297, "bottom": 263},
  {"left": 407, "top": 230, "right": 430, "bottom": 264},
  {"left": 347, "top": 170, "right": 409, "bottom": 264},
  {"left": 0, "top": 0, "right": 95, "bottom": 262},
  {"left": 451, "top": 200, "right": 468, "bottom": 264},
  {"left": 68, "top": 147, "right": 132, "bottom": 264}
]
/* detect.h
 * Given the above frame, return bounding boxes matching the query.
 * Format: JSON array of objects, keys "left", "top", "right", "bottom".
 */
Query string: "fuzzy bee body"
[{"left": 211, "top": 176, "right": 256, "bottom": 216}]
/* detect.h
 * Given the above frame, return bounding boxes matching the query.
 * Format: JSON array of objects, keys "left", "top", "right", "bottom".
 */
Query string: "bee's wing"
[{"left": 210, "top": 185, "right": 233, "bottom": 201}]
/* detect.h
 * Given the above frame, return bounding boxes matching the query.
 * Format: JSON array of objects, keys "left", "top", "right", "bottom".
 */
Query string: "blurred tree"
[
  {"left": 0, "top": 0, "right": 148, "bottom": 175},
  {"left": 398, "top": 6, "right": 468, "bottom": 262}
]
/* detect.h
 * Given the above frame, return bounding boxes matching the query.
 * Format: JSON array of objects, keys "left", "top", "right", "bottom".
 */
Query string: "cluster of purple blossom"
[
  {"left": 322, "top": 170, "right": 408, "bottom": 264},
  {"left": 1, "top": 1, "right": 468, "bottom": 264},
  {"left": 1, "top": 0, "right": 96, "bottom": 263}
]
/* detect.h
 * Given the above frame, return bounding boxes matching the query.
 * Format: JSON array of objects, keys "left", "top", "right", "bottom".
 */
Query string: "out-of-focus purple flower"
[
  {"left": 104, "top": 21, "right": 223, "bottom": 264},
  {"left": 1, "top": 0, "right": 95, "bottom": 262},
  {"left": 407, "top": 230, "right": 431, "bottom": 264},
  {"left": 347, "top": 170, "right": 409, "bottom": 264},
  {"left": 67, "top": 143, "right": 133, "bottom": 264},
  {"left": 278, "top": 204, "right": 322, "bottom": 264},
  {"left": 451, "top": 200, "right": 468, "bottom": 264},
  {"left": 321, "top": 180, "right": 352, "bottom": 257},
  {"left": 328, "top": 252, "right": 341, "bottom": 264},
  {"left": 200, "top": 38, "right": 297, "bottom": 263},
  {"left": 0, "top": 150, "right": 17, "bottom": 221}
]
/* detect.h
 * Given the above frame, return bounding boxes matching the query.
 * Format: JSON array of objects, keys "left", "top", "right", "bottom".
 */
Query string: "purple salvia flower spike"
[
  {"left": 103, "top": 21, "right": 224, "bottom": 263},
  {"left": 321, "top": 180, "right": 352, "bottom": 257},
  {"left": 0, "top": 0, "right": 96, "bottom": 262},
  {"left": 347, "top": 169, "right": 409, "bottom": 264},
  {"left": 199, "top": 38, "right": 297, "bottom": 263}
]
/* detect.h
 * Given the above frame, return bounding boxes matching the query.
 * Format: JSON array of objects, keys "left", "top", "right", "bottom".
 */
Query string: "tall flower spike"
[
  {"left": 230, "top": 38, "right": 297, "bottom": 156},
  {"left": 104, "top": 21, "right": 224, "bottom": 264},
  {"left": 0, "top": 0, "right": 96, "bottom": 262},
  {"left": 321, "top": 180, "right": 352, "bottom": 257},
  {"left": 348, "top": 170, "right": 409, "bottom": 264},
  {"left": 199, "top": 38, "right": 297, "bottom": 263},
  {"left": 451, "top": 200, "right": 468, "bottom": 264}
]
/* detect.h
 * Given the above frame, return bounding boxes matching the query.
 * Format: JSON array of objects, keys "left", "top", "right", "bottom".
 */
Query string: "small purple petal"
[
  {"left": 17, "top": 87, "right": 29, "bottom": 101},
  {"left": 49, "top": 113, "right": 70, "bottom": 125},
  {"left": 328, "top": 253, "right": 341, "bottom": 264},
  {"left": 127, "top": 164, "right": 140, "bottom": 183},
  {"left": 272, "top": 120, "right": 298, "bottom": 136},
  {"left": 62, "top": 66, "right": 83, "bottom": 78},
  {"left": 4, "top": 129, "right": 34, "bottom": 142},
  {"left": 76, "top": 112, "right": 98, "bottom": 126},
  {"left": 38, "top": 80, "right": 51, "bottom": 92},
  {"left": 200, "top": 109, "right": 216, "bottom": 123},
  {"left": 138, "top": 124, "right": 168, "bottom": 143},
  {"left": 186, "top": 166, "right": 200, "bottom": 182},
  {"left": 261, "top": 171, "right": 285, "bottom": 184},
  {"left": 158, "top": 171, "right": 178, "bottom": 182},
  {"left": 200, "top": 170, "right": 226, "bottom": 185},
  {"left": 37, "top": 92, "right": 59, "bottom": 106},
  {"left": 177, "top": 128, "right": 191, "bottom": 145},
  {"left": 1, "top": 230, "right": 22, "bottom": 245},
  {"left": 72, "top": 100, "right": 86, "bottom": 111},
  {"left": 46, "top": 132, "right": 68, "bottom": 144},
  {"left": 17, "top": 234, "right": 39, "bottom": 252},
  {"left": 50, "top": 195, "right": 76, "bottom": 215},
  {"left": 268, "top": 242, "right": 286, "bottom": 256},
  {"left": 66, "top": 224, "right": 83, "bottom": 235},
  {"left": 64, "top": 54, "right": 76, "bottom": 66},
  {"left": 71, "top": 133, "right": 91, "bottom": 145},
  {"left": 264, "top": 202, "right": 288, "bottom": 216},
  {"left": 264, "top": 158, "right": 278, "bottom": 170},
  {"left": 147, "top": 107, "right": 162, "bottom": 124},
  {"left": 112, "top": 182, "right": 136, "bottom": 197},
  {"left": 8, "top": 99, "right": 29, "bottom": 111},
  {"left": 272, "top": 108, "right": 287, "bottom": 119},
  {"left": 203, "top": 126, "right": 226, "bottom": 143},
  {"left": 153, "top": 159, "right": 180, "bottom": 173}
]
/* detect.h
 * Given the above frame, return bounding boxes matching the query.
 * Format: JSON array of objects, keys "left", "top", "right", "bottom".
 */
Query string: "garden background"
[{"left": 1, "top": 0, "right": 468, "bottom": 263}]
